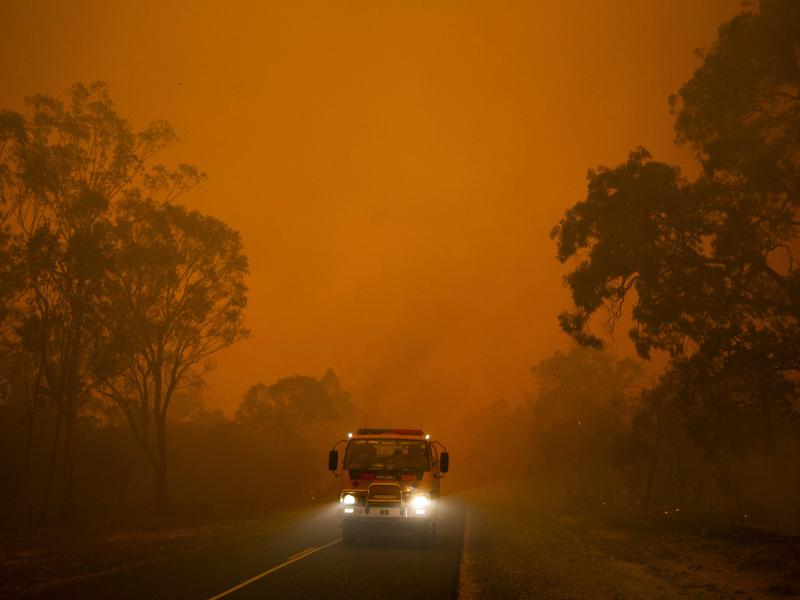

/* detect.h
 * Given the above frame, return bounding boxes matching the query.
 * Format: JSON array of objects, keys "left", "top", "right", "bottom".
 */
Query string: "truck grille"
[{"left": 367, "top": 483, "right": 402, "bottom": 506}]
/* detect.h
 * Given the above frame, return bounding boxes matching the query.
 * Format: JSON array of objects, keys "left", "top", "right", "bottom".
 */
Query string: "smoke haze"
[{"left": 0, "top": 0, "right": 742, "bottom": 436}]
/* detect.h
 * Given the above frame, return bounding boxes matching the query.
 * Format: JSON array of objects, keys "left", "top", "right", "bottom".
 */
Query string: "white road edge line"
[{"left": 208, "top": 537, "right": 343, "bottom": 600}]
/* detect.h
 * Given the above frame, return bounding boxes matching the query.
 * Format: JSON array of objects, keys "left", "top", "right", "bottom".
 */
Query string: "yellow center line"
[
  {"left": 208, "top": 537, "right": 342, "bottom": 600},
  {"left": 288, "top": 546, "right": 318, "bottom": 561}
]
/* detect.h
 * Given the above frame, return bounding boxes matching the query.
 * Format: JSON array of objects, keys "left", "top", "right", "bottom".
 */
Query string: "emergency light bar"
[{"left": 356, "top": 428, "right": 425, "bottom": 437}]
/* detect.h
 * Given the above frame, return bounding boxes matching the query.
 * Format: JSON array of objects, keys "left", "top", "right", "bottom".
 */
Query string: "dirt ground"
[{"left": 458, "top": 490, "right": 800, "bottom": 599}]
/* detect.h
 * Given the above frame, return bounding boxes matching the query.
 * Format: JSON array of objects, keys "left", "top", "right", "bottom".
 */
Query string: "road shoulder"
[{"left": 457, "top": 489, "right": 800, "bottom": 599}]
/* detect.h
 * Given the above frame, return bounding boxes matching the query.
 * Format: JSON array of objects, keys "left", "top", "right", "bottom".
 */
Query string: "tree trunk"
[
  {"left": 39, "top": 407, "right": 62, "bottom": 526},
  {"left": 58, "top": 401, "right": 76, "bottom": 525},
  {"left": 24, "top": 367, "right": 42, "bottom": 526},
  {"left": 155, "top": 416, "right": 168, "bottom": 513},
  {"left": 642, "top": 435, "right": 662, "bottom": 511},
  {"left": 25, "top": 406, "right": 35, "bottom": 526}
]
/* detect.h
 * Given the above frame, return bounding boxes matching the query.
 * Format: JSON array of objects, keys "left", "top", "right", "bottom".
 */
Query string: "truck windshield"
[{"left": 344, "top": 439, "right": 430, "bottom": 471}]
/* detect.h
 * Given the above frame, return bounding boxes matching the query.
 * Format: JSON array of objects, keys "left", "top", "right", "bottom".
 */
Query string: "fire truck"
[{"left": 327, "top": 428, "right": 449, "bottom": 547}]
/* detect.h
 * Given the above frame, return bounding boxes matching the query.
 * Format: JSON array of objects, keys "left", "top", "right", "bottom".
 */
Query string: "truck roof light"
[{"left": 356, "top": 428, "right": 424, "bottom": 436}]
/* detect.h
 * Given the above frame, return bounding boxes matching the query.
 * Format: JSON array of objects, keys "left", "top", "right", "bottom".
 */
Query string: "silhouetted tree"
[
  {"left": 96, "top": 197, "right": 248, "bottom": 512},
  {"left": 236, "top": 369, "right": 353, "bottom": 435},
  {"left": 672, "top": 352, "right": 795, "bottom": 464},
  {"left": 0, "top": 110, "right": 27, "bottom": 225},
  {"left": 0, "top": 83, "right": 176, "bottom": 523},
  {"left": 22, "top": 189, "right": 116, "bottom": 524},
  {"left": 554, "top": 0, "right": 799, "bottom": 357},
  {"left": 528, "top": 347, "right": 641, "bottom": 505},
  {"left": 0, "top": 111, "right": 26, "bottom": 329},
  {"left": 551, "top": 0, "right": 800, "bottom": 459},
  {"left": 671, "top": 0, "right": 800, "bottom": 204},
  {"left": 610, "top": 371, "right": 685, "bottom": 510},
  {"left": 0, "top": 81, "right": 239, "bottom": 522}
]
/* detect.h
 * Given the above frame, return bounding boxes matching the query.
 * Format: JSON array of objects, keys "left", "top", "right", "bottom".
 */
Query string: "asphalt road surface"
[{"left": 38, "top": 498, "right": 465, "bottom": 599}]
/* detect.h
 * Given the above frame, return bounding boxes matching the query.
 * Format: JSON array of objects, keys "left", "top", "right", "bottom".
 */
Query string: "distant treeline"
[
  {"left": 463, "top": 346, "right": 800, "bottom": 532},
  {"left": 0, "top": 368, "right": 353, "bottom": 525}
]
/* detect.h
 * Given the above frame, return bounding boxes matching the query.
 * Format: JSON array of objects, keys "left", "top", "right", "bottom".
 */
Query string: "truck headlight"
[
  {"left": 409, "top": 494, "right": 430, "bottom": 509},
  {"left": 342, "top": 494, "right": 357, "bottom": 505}
]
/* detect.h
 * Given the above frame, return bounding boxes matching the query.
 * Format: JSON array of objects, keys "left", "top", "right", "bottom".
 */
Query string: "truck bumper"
[{"left": 341, "top": 505, "right": 433, "bottom": 521}]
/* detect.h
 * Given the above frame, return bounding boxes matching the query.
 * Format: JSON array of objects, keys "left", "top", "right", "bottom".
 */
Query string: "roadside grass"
[{"left": 457, "top": 487, "right": 800, "bottom": 599}]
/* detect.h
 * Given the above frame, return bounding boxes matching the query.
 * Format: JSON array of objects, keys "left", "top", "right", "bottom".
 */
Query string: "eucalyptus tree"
[
  {"left": 0, "top": 82, "right": 181, "bottom": 522},
  {"left": 97, "top": 198, "right": 248, "bottom": 511},
  {"left": 551, "top": 0, "right": 800, "bottom": 461},
  {"left": 236, "top": 369, "right": 352, "bottom": 436}
]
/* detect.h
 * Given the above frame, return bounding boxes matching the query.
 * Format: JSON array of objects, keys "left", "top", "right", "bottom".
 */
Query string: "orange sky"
[{"left": 0, "top": 0, "right": 742, "bottom": 438}]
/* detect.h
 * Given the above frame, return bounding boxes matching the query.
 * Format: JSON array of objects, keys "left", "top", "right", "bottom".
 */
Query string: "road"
[{"left": 38, "top": 498, "right": 465, "bottom": 600}]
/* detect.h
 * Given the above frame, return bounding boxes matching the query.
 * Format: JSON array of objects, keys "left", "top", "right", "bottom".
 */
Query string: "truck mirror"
[
  {"left": 440, "top": 452, "right": 449, "bottom": 473},
  {"left": 328, "top": 450, "right": 339, "bottom": 471}
]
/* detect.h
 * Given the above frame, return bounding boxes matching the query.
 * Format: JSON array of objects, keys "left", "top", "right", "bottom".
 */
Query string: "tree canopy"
[
  {"left": 0, "top": 82, "right": 249, "bottom": 518},
  {"left": 553, "top": 0, "right": 800, "bottom": 371},
  {"left": 552, "top": 0, "right": 800, "bottom": 462},
  {"left": 237, "top": 369, "right": 353, "bottom": 435},
  {"left": 96, "top": 197, "right": 248, "bottom": 509}
]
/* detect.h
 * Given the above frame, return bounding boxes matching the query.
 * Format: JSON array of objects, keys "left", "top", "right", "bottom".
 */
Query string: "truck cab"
[{"left": 327, "top": 428, "right": 449, "bottom": 547}]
